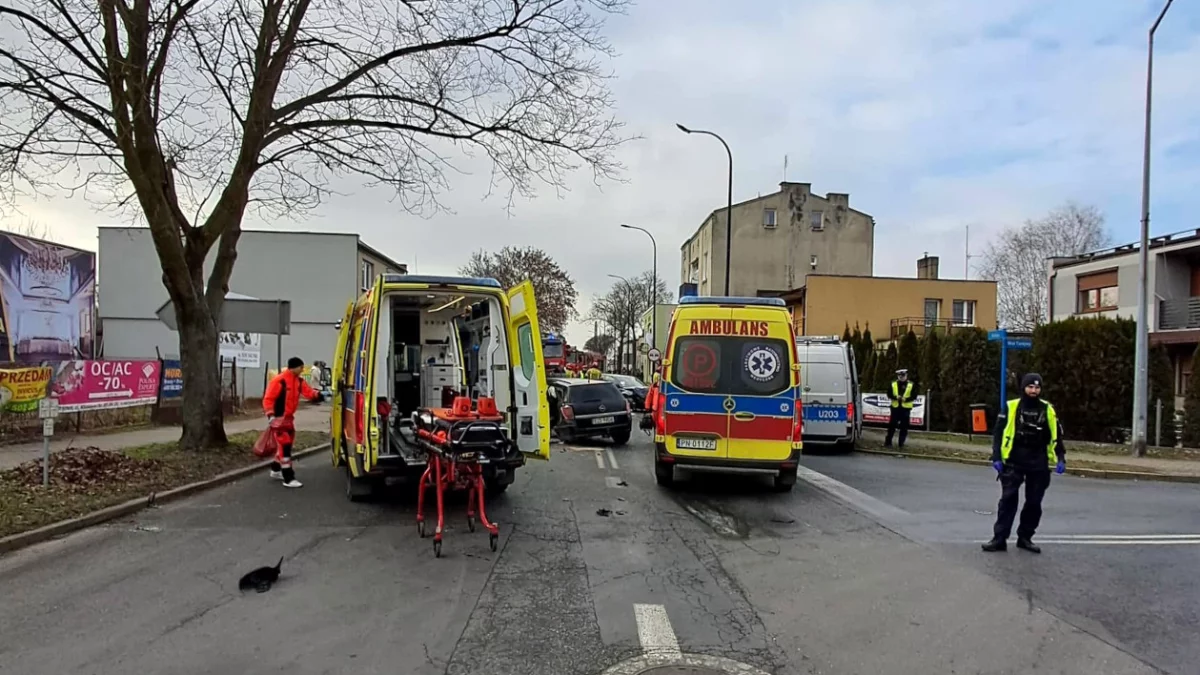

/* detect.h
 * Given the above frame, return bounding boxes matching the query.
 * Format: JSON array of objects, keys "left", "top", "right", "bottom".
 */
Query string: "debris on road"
[
  {"left": 238, "top": 556, "right": 284, "bottom": 593},
  {"left": 596, "top": 508, "right": 612, "bottom": 517}
]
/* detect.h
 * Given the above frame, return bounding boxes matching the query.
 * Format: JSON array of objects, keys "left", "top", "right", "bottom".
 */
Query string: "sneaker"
[
  {"left": 269, "top": 470, "right": 284, "bottom": 480},
  {"left": 282, "top": 479, "right": 303, "bottom": 488}
]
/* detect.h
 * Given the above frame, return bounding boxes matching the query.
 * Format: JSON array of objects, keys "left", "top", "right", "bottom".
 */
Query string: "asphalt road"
[
  {"left": 0, "top": 434, "right": 1169, "bottom": 675},
  {"left": 803, "top": 451, "right": 1200, "bottom": 675}
]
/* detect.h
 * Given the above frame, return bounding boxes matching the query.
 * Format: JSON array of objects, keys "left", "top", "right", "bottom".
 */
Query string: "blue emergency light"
[{"left": 679, "top": 296, "right": 786, "bottom": 307}]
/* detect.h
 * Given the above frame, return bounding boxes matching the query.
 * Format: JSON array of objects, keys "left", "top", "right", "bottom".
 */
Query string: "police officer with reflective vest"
[
  {"left": 884, "top": 369, "right": 915, "bottom": 448},
  {"left": 982, "top": 373, "right": 1066, "bottom": 554}
]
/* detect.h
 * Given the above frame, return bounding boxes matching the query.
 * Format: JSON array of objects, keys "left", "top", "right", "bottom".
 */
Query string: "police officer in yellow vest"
[
  {"left": 884, "top": 369, "right": 916, "bottom": 448},
  {"left": 982, "top": 373, "right": 1066, "bottom": 554}
]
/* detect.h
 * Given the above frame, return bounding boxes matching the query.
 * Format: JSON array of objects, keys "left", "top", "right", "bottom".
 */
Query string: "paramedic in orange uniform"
[{"left": 263, "top": 357, "right": 324, "bottom": 488}]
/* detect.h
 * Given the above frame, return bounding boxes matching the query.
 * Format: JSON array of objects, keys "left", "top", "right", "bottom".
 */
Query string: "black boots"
[{"left": 981, "top": 538, "right": 1041, "bottom": 553}]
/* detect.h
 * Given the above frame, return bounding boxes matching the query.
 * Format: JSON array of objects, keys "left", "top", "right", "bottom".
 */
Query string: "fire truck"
[{"left": 542, "top": 332, "right": 567, "bottom": 374}]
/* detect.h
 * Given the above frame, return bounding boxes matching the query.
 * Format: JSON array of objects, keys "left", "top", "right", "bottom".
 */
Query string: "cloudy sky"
[{"left": 5, "top": 0, "right": 1200, "bottom": 346}]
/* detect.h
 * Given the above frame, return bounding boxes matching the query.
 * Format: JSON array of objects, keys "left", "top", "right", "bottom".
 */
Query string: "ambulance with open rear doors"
[{"left": 330, "top": 274, "right": 550, "bottom": 501}]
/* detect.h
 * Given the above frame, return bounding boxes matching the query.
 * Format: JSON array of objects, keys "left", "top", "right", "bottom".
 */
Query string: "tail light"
[
  {"left": 355, "top": 392, "right": 365, "bottom": 444},
  {"left": 655, "top": 404, "right": 666, "bottom": 436},
  {"left": 625, "top": 399, "right": 632, "bottom": 414},
  {"left": 561, "top": 404, "right": 575, "bottom": 421},
  {"left": 792, "top": 404, "right": 804, "bottom": 442},
  {"left": 846, "top": 402, "right": 855, "bottom": 423},
  {"left": 377, "top": 399, "right": 392, "bottom": 417}
]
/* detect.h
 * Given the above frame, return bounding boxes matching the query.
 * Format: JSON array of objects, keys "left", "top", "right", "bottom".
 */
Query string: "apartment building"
[
  {"left": 679, "top": 181, "right": 875, "bottom": 297},
  {"left": 777, "top": 255, "right": 998, "bottom": 342},
  {"left": 1049, "top": 228, "right": 1200, "bottom": 406}
]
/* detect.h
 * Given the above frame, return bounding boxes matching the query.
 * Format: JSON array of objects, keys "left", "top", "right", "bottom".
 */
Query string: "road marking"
[
  {"left": 633, "top": 603, "right": 681, "bottom": 657},
  {"left": 972, "top": 535, "right": 1200, "bottom": 546},
  {"left": 606, "top": 449, "right": 620, "bottom": 470},
  {"left": 595, "top": 451, "right": 606, "bottom": 469},
  {"left": 794, "top": 464, "right": 911, "bottom": 523}
]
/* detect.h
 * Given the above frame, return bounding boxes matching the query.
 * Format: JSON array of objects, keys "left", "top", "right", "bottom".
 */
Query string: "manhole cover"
[{"left": 633, "top": 662, "right": 724, "bottom": 667}]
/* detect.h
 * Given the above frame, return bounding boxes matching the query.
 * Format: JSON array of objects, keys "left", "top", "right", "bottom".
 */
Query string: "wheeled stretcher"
[{"left": 413, "top": 396, "right": 509, "bottom": 557}]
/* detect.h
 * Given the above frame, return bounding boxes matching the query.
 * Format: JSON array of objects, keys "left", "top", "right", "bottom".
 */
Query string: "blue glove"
[
  {"left": 1056, "top": 460, "right": 1066, "bottom": 475},
  {"left": 992, "top": 460, "right": 1004, "bottom": 472}
]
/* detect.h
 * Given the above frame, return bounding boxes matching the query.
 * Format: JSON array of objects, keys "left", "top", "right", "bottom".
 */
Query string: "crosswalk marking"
[
  {"left": 595, "top": 450, "right": 606, "bottom": 469},
  {"left": 606, "top": 449, "right": 620, "bottom": 470},
  {"left": 633, "top": 603, "right": 681, "bottom": 657}
]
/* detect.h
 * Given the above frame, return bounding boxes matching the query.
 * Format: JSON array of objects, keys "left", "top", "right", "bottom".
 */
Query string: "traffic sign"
[
  {"left": 1006, "top": 337, "right": 1032, "bottom": 350},
  {"left": 987, "top": 330, "right": 1006, "bottom": 341},
  {"left": 647, "top": 348, "right": 662, "bottom": 362}
]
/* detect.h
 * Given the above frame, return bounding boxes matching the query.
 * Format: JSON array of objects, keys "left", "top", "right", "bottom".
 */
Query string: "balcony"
[
  {"left": 1158, "top": 297, "right": 1200, "bottom": 331},
  {"left": 889, "top": 317, "right": 973, "bottom": 341}
]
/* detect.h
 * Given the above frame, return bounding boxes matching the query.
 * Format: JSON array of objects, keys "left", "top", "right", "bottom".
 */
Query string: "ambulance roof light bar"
[{"left": 679, "top": 296, "right": 786, "bottom": 307}]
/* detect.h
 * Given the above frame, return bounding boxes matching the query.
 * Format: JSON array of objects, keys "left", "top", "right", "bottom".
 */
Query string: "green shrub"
[
  {"left": 874, "top": 343, "right": 898, "bottom": 392},
  {"left": 1182, "top": 345, "right": 1200, "bottom": 447},
  {"left": 1149, "top": 345, "right": 1176, "bottom": 446},
  {"left": 1031, "top": 316, "right": 1134, "bottom": 442},
  {"left": 920, "top": 332, "right": 944, "bottom": 430},
  {"left": 939, "top": 328, "right": 998, "bottom": 433},
  {"left": 897, "top": 330, "right": 920, "bottom": 385}
]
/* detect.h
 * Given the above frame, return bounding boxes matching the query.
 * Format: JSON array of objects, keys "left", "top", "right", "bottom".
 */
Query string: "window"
[
  {"left": 516, "top": 322, "right": 535, "bottom": 380},
  {"left": 810, "top": 210, "right": 825, "bottom": 231},
  {"left": 688, "top": 260, "right": 700, "bottom": 283},
  {"left": 763, "top": 208, "right": 777, "bottom": 228},
  {"left": 1077, "top": 270, "right": 1118, "bottom": 313},
  {"left": 361, "top": 260, "right": 375, "bottom": 291},
  {"left": 670, "top": 336, "right": 791, "bottom": 396},
  {"left": 923, "top": 298, "right": 940, "bottom": 327},
  {"left": 952, "top": 299, "right": 976, "bottom": 326},
  {"left": 702, "top": 252, "right": 708, "bottom": 281},
  {"left": 810, "top": 254, "right": 818, "bottom": 268}
]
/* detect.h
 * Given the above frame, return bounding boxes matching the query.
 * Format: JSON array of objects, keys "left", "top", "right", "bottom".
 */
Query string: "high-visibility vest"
[
  {"left": 891, "top": 381, "right": 914, "bottom": 409},
  {"left": 999, "top": 398, "right": 1059, "bottom": 468}
]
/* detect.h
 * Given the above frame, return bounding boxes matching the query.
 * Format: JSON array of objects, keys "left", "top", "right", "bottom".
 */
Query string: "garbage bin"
[{"left": 969, "top": 403, "right": 991, "bottom": 439}]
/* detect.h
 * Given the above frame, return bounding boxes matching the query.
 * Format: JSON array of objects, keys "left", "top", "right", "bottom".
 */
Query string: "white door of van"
[{"left": 802, "top": 358, "right": 851, "bottom": 443}]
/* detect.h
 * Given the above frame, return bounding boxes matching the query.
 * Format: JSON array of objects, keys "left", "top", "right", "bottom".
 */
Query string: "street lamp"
[
  {"left": 620, "top": 224, "right": 658, "bottom": 356},
  {"left": 677, "top": 123, "right": 734, "bottom": 295},
  {"left": 1132, "top": 0, "right": 1175, "bottom": 458}
]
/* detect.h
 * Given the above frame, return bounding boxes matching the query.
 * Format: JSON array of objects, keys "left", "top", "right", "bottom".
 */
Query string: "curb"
[
  {"left": 0, "top": 442, "right": 331, "bottom": 556},
  {"left": 855, "top": 447, "right": 1200, "bottom": 484}
]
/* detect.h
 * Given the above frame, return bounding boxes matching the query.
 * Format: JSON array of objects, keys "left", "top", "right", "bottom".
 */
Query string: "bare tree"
[
  {"left": 583, "top": 333, "right": 615, "bottom": 355},
  {"left": 0, "top": 217, "right": 53, "bottom": 241},
  {"left": 976, "top": 202, "right": 1110, "bottom": 330},
  {"left": 459, "top": 246, "right": 579, "bottom": 333},
  {"left": 588, "top": 270, "right": 671, "bottom": 371},
  {"left": 0, "top": 0, "right": 627, "bottom": 449}
]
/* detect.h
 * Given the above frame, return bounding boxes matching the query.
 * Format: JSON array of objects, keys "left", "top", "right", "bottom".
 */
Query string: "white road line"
[
  {"left": 595, "top": 450, "right": 606, "bottom": 470},
  {"left": 1040, "top": 533, "right": 1200, "bottom": 540},
  {"left": 973, "top": 538, "right": 1200, "bottom": 546},
  {"left": 606, "top": 449, "right": 620, "bottom": 471},
  {"left": 794, "top": 464, "right": 911, "bottom": 523},
  {"left": 633, "top": 603, "right": 681, "bottom": 657}
]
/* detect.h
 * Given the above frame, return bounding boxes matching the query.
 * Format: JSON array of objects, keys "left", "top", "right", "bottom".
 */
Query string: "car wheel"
[
  {"left": 835, "top": 439, "right": 856, "bottom": 453},
  {"left": 345, "top": 463, "right": 375, "bottom": 502},
  {"left": 654, "top": 457, "right": 675, "bottom": 488},
  {"left": 610, "top": 427, "right": 631, "bottom": 446},
  {"left": 773, "top": 468, "right": 797, "bottom": 493}
]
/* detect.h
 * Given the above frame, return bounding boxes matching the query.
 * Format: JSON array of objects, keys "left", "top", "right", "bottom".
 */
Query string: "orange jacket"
[{"left": 263, "top": 370, "right": 319, "bottom": 418}]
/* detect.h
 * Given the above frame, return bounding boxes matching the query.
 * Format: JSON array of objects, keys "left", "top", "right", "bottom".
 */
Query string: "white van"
[{"left": 795, "top": 336, "right": 861, "bottom": 451}]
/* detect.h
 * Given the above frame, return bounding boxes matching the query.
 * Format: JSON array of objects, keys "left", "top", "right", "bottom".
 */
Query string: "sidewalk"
[
  {"left": 861, "top": 429, "right": 1200, "bottom": 479},
  {"left": 0, "top": 405, "right": 331, "bottom": 471}
]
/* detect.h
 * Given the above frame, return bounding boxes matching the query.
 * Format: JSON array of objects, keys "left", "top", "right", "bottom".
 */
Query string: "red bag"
[{"left": 252, "top": 427, "right": 278, "bottom": 458}]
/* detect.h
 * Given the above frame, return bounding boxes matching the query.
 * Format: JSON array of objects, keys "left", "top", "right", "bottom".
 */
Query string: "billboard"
[
  {"left": 0, "top": 365, "right": 52, "bottom": 413},
  {"left": 50, "top": 359, "right": 162, "bottom": 413},
  {"left": 160, "top": 359, "right": 183, "bottom": 402},
  {"left": 219, "top": 332, "right": 261, "bottom": 368},
  {"left": 0, "top": 232, "right": 95, "bottom": 364},
  {"left": 860, "top": 392, "right": 926, "bottom": 427}
]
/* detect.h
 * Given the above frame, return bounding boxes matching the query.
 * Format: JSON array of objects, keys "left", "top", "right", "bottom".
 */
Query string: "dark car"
[
  {"left": 603, "top": 373, "right": 650, "bottom": 411},
  {"left": 548, "top": 378, "right": 633, "bottom": 445}
]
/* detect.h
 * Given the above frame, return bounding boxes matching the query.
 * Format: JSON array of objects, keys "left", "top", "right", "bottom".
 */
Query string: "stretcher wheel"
[
  {"left": 418, "top": 520, "right": 426, "bottom": 538},
  {"left": 489, "top": 533, "right": 498, "bottom": 552},
  {"left": 433, "top": 540, "right": 442, "bottom": 558},
  {"left": 467, "top": 515, "right": 476, "bottom": 532}
]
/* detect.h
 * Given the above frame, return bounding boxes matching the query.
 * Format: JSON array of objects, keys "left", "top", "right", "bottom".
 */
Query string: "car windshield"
[
  {"left": 608, "top": 374, "right": 644, "bottom": 388},
  {"left": 670, "top": 335, "right": 791, "bottom": 396},
  {"left": 566, "top": 382, "right": 626, "bottom": 405},
  {"left": 543, "top": 342, "right": 564, "bottom": 358}
]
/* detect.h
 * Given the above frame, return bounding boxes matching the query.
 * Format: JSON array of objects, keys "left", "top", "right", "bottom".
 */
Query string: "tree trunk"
[{"left": 177, "top": 298, "right": 228, "bottom": 451}]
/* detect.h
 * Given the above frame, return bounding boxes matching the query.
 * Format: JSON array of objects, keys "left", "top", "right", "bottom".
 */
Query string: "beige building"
[
  {"left": 679, "top": 181, "right": 875, "bottom": 297},
  {"left": 777, "top": 255, "right": 998, "bottom": 342}
]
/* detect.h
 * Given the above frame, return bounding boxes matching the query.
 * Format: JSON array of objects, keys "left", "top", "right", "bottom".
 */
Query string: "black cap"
[
  {"left": 287, "top": 356, "right": 304, "bottom": 369},
  {"left": 1021, "top": 372, "right": 1042, "bottom": 389}
]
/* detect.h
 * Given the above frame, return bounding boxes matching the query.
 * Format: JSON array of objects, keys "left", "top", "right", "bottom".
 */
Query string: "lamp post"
[
  {"left": 677, "top": 123, "right": 734, "bottom": 295},
  {"left": 620, "top": 224, "right": 658, "bottom": 357},
  {"left": 1132, "top": 0, "right": 1175, "bottom": 458}
]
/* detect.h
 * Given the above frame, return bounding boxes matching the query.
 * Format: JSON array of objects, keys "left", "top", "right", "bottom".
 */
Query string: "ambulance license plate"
[
  {"left": 676, "top": 437, "right": 717, "bottom": 450},
  {"left": 593, "top": 416, "right": 615, "bottom": 425}
]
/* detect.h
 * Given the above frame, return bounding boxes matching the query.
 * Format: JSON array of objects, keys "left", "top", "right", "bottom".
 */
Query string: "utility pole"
[{"left": 1133, "top": 0, "right": 1175, "bottom": 457}]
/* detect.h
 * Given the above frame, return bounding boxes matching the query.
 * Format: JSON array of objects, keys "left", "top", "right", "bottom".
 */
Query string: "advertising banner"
[
  {"left": 160, "top": 359, "right": 183, "bottom": 402},
  {"left": 861, "top": 392, "right": 926, "bottom": 427},
  {"left": 50, "top": 360, "right": 162, "bottom": 413},
  {"left": 219, "top": 332, "right": 261, "bottom": 368},
  {"left": 0, "top": 365, "right": 52, "bottom": 413},
  {"left": 0, "top": 232, "right": 96, "bottom": 364}
]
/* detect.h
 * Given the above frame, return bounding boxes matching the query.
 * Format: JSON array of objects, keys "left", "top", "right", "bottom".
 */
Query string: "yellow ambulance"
[
  {"left": 330, "top": 274, "right": 550, "bottom": 500},
  {"left": 651, "top": 296, "right": 803, "bottom": 491}
]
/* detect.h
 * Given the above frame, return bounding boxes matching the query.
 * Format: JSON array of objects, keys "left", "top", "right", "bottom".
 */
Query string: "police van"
[
  {"left": 795, "top": 336, "right": 861, "bottom": 451},
  {"left": 330, "top": 274, "right": 551, "bottom": 500}
]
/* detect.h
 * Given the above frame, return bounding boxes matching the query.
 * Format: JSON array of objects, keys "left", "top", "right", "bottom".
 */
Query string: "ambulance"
[
  {"left": 330, "top": 274, "right": 550, "bottom": 500},
  {"left": 652, "top": 296, "right": 803, "bottom": 492}
]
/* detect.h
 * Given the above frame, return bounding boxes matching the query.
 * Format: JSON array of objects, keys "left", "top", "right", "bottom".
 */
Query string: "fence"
[{"left": 0, "top": 358, "right": 242, "bottom": 443}]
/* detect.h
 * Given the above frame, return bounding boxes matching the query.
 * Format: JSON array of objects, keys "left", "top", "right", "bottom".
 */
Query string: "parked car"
[
  {"left": 602, "top": 373, "right": 650, "bottom": 410},
  {"left": 548, "top": 378, "right": 633, "bottom": 445}
]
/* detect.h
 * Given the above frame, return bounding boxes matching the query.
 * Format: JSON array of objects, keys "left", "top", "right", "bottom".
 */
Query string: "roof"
[
  {"left": 380, "top": 274, "right": 501, "bottom": 288},
  {"left": 679, "top": 296, "right": 786, "bottom": 307},
  {"left": 1050, "top": 227, "right": 1200, "bottom": 271},
  {"left": 357, "top": 238, "right": 406, "bottom": 271},
  {"left": 774, "top": 274, "right": 996, "bottom": 305},
  {"left": 679, "top": 183, "right": 874, "bottom": 250}
]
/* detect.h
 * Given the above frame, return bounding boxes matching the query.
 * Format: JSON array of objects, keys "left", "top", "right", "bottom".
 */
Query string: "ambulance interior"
[{"left": 374, "top": 290, "right": 511, "bottom": 455}]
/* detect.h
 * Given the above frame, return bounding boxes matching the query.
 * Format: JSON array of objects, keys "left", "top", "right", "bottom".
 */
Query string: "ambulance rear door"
[{"left": 505, "top": 280, "right": 551, "bottom": 460}]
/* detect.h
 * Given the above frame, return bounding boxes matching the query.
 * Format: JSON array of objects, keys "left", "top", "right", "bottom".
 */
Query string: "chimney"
[{"left": 917, "top": 253, "right": 939, "bottom": 280}]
